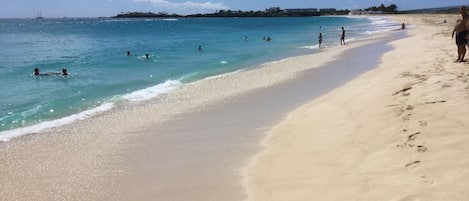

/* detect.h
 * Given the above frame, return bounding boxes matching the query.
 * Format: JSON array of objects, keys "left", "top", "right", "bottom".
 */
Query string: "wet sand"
[{"left": 0, "top": 23, "right": 402, "bottom": 201}]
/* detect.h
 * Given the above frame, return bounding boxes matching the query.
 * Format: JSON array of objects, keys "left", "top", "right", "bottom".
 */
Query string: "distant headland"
[
  {"left": 112, "top": 4, "right": 463, "bottom": 19},
  {"left": 112, "top": 7, "right": 350, "bottom": 18}
]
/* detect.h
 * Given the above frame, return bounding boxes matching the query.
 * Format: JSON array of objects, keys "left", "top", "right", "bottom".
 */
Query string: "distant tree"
[
  {"left": 364, "top": 3, "right": 398, "bottom": 13},
  {"left": 379, "top": 4, "right": 385, "bottom": 11},
  {"left": 386, "top": 4, "right": 398, "bottom": 12},
  {"left": 266, "top": 7, "right": 282, "bottom": 15}
]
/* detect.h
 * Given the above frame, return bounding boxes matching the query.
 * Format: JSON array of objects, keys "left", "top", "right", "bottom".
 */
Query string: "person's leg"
[
  {"left": 456, "top": 44, "right": 465, "bottom": 62},
  {"left": 461, "top": 45, "right": 467, "bottom": 62}
]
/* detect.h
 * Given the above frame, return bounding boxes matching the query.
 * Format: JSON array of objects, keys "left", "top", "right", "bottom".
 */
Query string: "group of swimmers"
[
  {"left": 125, "top": 36, "right": 276, "bottom": 60},
  {"left": 34, "top": 68, "right": 69, "bottom": 76},
  {"left": 127, "top": 51, "right": 152, "bottom": 58}
]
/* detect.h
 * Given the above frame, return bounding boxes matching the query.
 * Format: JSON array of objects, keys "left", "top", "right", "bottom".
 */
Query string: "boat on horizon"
[{"left": 36, "top": 11, "right": 44, "bottom": 19}]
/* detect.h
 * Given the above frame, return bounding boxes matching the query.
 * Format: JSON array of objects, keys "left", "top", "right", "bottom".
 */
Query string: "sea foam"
[
  {"left": 0, "top": 103, "right": 114, "bottom": 142},
  {"left": 122, "top": 79, "right": 182, "bottom": 101}
]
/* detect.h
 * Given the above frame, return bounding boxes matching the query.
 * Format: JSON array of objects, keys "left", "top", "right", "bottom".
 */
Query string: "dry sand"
[{"left": 245, "top": 14, "right": 469, "bottom": 201}]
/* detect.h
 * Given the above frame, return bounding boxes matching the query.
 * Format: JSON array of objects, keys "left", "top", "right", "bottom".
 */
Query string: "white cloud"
[{"left": 133, "top": 0, "right": 228, "bottom": 14}]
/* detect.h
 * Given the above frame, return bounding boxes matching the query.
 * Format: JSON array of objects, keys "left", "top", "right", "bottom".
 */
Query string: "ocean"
[{"left": 0, "top": 16, "right": 399, "bottom": 141}]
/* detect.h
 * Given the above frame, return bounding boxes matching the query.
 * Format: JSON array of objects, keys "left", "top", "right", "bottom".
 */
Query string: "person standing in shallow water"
[
  {"left": 453, "top": 6, "right": 469, "bottom": 62},
  {"left": 318, "top": 33, "right": 323, "bottom": 48},
  {"left": 340, "top": 27, "right": 346, "bottom": 45}
]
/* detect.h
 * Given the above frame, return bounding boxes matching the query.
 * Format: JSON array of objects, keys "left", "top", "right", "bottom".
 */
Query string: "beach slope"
[{"left": 245, "top": 14, "right": 469, "bottom": 201}]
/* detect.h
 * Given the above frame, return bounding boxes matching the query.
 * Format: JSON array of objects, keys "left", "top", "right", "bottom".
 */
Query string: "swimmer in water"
[
  {"left": 198, "top": 45, "right": 202, "bottom": 51},
  {"left": 34, "top": 67, "right": 67, "bottom": 76},
  {"left": 127, "top": 51, "right": 131, "bottom": 56},
  {"left": 145, "top": 54, "right": 149, "bottom": 59},
  {"left": 34, "top": 67, "right": 40, "bottom": 76}
]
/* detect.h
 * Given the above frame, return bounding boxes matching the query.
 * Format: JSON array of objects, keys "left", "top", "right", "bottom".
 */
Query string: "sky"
[{"left": 0, "top": 0, "right": 467, "bottom": 18}]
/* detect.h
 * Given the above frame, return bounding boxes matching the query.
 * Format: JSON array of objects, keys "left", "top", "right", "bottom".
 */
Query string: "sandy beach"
[
  {"left": 245, "top": 14, "right": 469, "bottom": 201},
  {"left": 0, "top": 15, "right": 447, "bottom": 201}
]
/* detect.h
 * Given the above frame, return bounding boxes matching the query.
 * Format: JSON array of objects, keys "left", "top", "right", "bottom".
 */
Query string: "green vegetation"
[
  {"left": 112, "top": 7, "right": 350, "bottom": 18},
  {"left": 364, "top": 4, "right": 398, "bottom": 13}
]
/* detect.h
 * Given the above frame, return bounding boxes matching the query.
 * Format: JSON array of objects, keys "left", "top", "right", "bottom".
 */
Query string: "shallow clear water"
[{"left": 0, "top": 16, "right": 399, "bottom": 138}]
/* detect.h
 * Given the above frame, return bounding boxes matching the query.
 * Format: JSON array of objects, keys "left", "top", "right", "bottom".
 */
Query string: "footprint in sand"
[
  {"left": 421, "top": 175, "right": 435, "bottom": 185},
  {"left": 402, "top": 113, "right": 412, "bottom": 121},
  {"left": 395, "top": 194, "right": 422, "bottom": 201},
  {"left": 442, "top": 83, "right": 451, "bottom": 88},
  {"left": 418, "top": 121, "right": 427, "bottom": 126},
  {"left": 397, "top": 132, "right": 423, "bottom": 149},
  {"left": 405, "top": 160, "right": 421, "bottom": 169},
  {"left": 424, "top": 100, "right": 446, "bottom": 104},
  {"left": 396, "top": 142, "right": 415, "bottom": 148},
  {"left": 393, "top": 86, "right": 412, "bottom": 96},
  {"left": 408, "top": 132, "right": 421, "bottom": 141},
  {"left": 406, "top": 105, "right": 415, "bottom": 110},
  {"left": 417, "top": 145, "right": 428, "bottom": 152}
]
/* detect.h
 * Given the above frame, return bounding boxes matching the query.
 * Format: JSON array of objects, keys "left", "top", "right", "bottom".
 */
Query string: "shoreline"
[
  {"left": 245, "top": 14, "right": 469, "bottom": 201},
  {"left": 0, "top": 18, "right": 402, "bottom": 200},
  {"left": 114, "top": 32, "right": 402, "bottom": 201},
  {"left": 0, "top": 16, "right": 397, "bottom": 142}
]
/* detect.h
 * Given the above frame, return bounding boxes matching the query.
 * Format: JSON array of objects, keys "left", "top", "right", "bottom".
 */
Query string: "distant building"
[
  {"left": 284, "top": 8, "right": 318, "bottom": 13},
  {"left": 319, "top": 8, "right": 337, "bottom": 13},
  {"left": 348, "top": 10, "right": 383, "bottom": 15}
]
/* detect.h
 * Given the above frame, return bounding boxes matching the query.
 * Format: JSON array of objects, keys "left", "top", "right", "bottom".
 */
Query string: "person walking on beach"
[
  {"left": 452, "top": 6, "right": 469, "bottom": 62},
  {"left": 318, "top": 33, "right": 323, "bottom": 48},
  {"left": 340, "top": 27, "right": 346, "bottom": 45}
]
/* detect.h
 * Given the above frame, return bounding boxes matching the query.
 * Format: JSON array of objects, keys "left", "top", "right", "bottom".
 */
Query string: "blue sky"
[{"left": 1, "top": 0, "right": 467, "bottom": 18}]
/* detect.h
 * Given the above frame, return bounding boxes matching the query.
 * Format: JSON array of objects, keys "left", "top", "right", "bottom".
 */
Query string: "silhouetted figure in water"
[
  {"left": 145, "top": 54, "right": 149, "bottom": 59},
  {"left": 198, "top": 45, "right": 202, "bottom": 51},
  {"left": 33, "top": 67, "right": 66, "bottom": 76},
  {"left": 34, "top": 68, "right": 40, "bottom": 76},
  {"left": 340, "top": 27, "right": 346, "bottom": 45},
  {"left": 127, "top": 51, "right": 131, "bottom": 56},
  {"left": 318, "top": 33, "right": 323, "bottom": 48}
]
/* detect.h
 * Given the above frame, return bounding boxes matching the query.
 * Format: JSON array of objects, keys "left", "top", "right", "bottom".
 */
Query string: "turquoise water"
[{"left": 0, "top": 16, "right": 399, "bottom": 140}]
